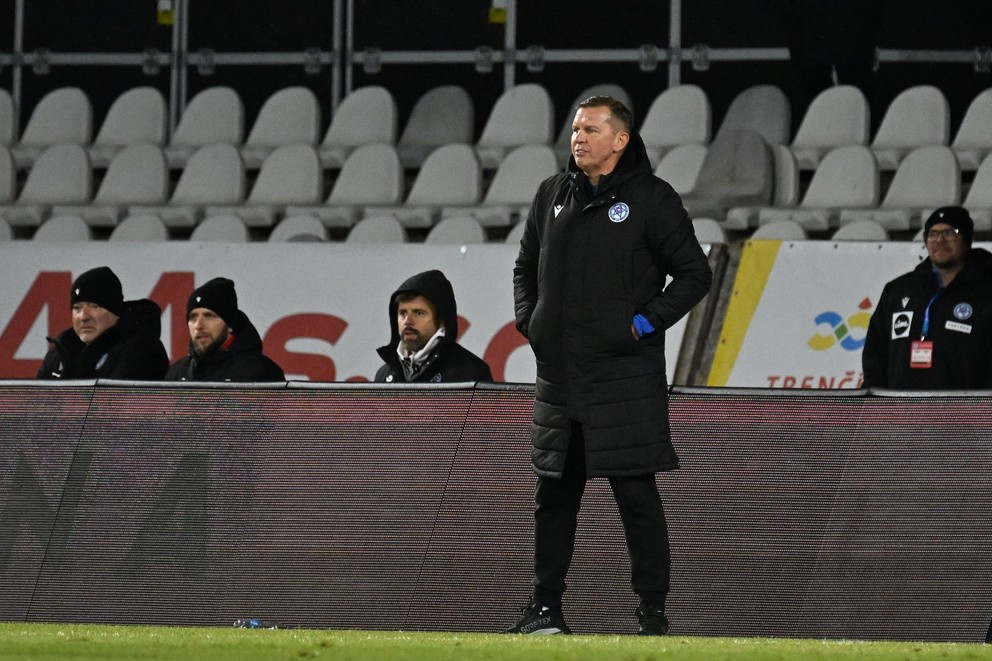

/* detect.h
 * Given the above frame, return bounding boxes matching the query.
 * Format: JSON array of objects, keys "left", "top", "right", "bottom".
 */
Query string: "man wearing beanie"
[
  {"left": 165, "top": 277, "right": 284, "bottom": 382},
  {"left": 374, "top": 269, "right": 492, "bottom": 383},
  {"left": 863, "top": 206, "right": 992, "bottom": 389},
  {"left": 38, "top": 266, "right": 169, "bottom": 379}
]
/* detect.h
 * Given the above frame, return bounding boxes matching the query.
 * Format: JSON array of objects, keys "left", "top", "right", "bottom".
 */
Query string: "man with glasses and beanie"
[{"left": 863, "top": 206, "right": 992, "bottom": 389}]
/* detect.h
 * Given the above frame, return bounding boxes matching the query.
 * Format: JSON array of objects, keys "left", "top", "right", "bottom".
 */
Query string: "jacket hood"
[
  {"left": 565, "top": 130, "right": 653, "bottom": 189},
  {"left": 386, "top": 270, "right": 458, "bottom": 347},
  {"left": 119, "top": 298, "right": 164, "bottom": 338}
]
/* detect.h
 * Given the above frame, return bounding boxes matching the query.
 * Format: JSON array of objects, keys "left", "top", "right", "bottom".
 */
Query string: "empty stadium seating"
[
  {"left": 0, "top": 89, "right": 14, "bottom": 148},
  {"left": 424, "top": 215, "right": 486, "bottom": 244},
  {"left": 441, "top": 144, "right": 557, "bottom": 228},
  {"left": 365, "top": 143, "right": 482, "bottom": 229},
  {"left": 870, "top": 85, "right": 950, "bottom": 170},
  {"left": 951, "top": 87, "right": 992, "bottom": 171},
  {"left": 12, "top": 87, "right": 92, "bottom": 168},
  {"left": 206, "top": 143, "right": 322, "bottom": 228},
  {"left": 639, "top": 84, "right": 711, "bottom": 167},
  {"left": 653, "top": 144, "right": 707, "bottom": 196},
  {"left": 32, "top": 213, "right": 92, "bottom": 242},
  {"left": 319, "top": 86, "right": 397, "bottom": 168},
  {"left": 0, "top": 144, "right": 92, "bottom": 228},
  {"left": 285, "top": 143, "right": 403, "bottom": 229},
  {"left": 108, "top": 214, "right": 170, "bottom": 242},
  {"left": 188, "top": 213, "right": 250, "bottom": 242},
  {"left": 88, "top": 86, "right": 168, "bottom": 168},
  {"left": 54, "top": 143, "right": 169, "bottom": 227},
  {"left": 789, "top": 85, "right": 870, "bottom": 170},
  {"left": 240, "top": 86, "right": 321, "bottom": 168},
  {"left": 681, "top": 129, "right": 773, "bottom": 220},
  {"left": 269, "top": 213, "right": 329, "bottom": 242},
  {"left": 839, "top": 145, "right": 960, "bottom": 231},
  {"left": 164, "top": 86, "right": 245, "bottom": 168},
  {"left": 758, "top": 145, "right": 880, "bottom": 232},
  {"left": 131, "top": 143, "right": 246, "bottom": 228},
  {"left": 725, "top": 144, "right": 800, "bottom": 230},
  {"left": 346, "top": 214, "right": 407, "bottom": 243},
  {"left": 397, "top": 85, "right": 474, "bottom": 168},
  {"left": 715, "top": 84, "right": 791, "bottom": 147},
  {"left": 475, "top": 83, "right": 554, "bottom": 169},
  {"left": 0, "top": 82, "right": 988, "bottom": 246}
]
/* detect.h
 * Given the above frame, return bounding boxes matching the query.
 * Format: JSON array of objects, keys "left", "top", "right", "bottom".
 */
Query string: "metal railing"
[{"left": 1, "top": 0, "right": 988, "bottom": 136}]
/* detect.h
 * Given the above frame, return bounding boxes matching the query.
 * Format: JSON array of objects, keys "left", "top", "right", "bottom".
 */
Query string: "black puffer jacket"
[
  {"left": 513, "top": 132, "right": 712, "bottom": 478},
  {"left": 37, "top": 299, "right": 169, "bottom": 380},
  {"left": 862, "top": 247, "right": 992, "bottom": 389},
  {"left": 165, "top": 311, "right": 285, "bottom": 382},
  {"left": 375, "top": 270, "right": 493, "bottom": 383}
]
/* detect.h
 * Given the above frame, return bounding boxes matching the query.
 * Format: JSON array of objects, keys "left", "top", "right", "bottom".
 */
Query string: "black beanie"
[
  {"left": 71, "top": 267, "right": 124, "bottom": 315},
  {"left": 187, "top": 277, "right": 240, "bottom": 330},
  {"left": 924, "top": 206, "right": 973, "bottom": 247}
]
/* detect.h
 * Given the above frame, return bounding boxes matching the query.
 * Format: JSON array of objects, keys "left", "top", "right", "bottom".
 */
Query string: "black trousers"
[{"left": 532, "top": 422, "right": 670, "bottom": 607}]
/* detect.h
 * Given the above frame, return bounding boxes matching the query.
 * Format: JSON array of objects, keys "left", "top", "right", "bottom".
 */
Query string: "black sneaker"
[
  {"left": 635, "top": 603, "right": 669, "bottom": 636},
  {"left": 504, "top": 599, "right": 572, "bottom": 635}
]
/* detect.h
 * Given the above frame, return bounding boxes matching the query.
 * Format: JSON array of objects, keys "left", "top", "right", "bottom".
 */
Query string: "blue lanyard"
[
  {"left": 920, "top": 291, "right": 941, "bottom": 340},
  {"left": 921, "top": 270, "right": 944, "bottom": 340}
]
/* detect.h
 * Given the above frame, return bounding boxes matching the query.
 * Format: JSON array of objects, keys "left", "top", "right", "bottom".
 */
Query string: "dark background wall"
[{"left": 0, "top": 1, "right": 990, "bottom": 141}]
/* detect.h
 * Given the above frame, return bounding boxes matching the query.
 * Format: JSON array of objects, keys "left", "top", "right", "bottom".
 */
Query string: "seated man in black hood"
[
  {"left": 38, "top": 266, "right": 169, "bottom": 380},
  {"left": 375, "top": 269, "right": 492, "bottom": 383},
  {"left": 165, "top": 277, "right": 285, "bottom": 382}
]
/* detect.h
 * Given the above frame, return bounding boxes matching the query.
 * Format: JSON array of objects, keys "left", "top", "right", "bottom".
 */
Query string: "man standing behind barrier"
[
  {"left": 38, "top": 266, "right": 169, "bottom": 380},
  {"left": 374, "top": 269, "right": 492, "bottom": 383},
  {"left": 863, "top": 207, "right": 992, "bottom": 389},
  {"left": 509, "top": 96, "right": 712, "bottom": 635},
  {"left": 165, "top": 277, "right": 285, "bottom": 382}
]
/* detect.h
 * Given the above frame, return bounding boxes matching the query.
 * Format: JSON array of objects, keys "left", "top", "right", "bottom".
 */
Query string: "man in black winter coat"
[
  {"left": 374, "top": 269, "right": 492, "bottom": 383},
  {"left": 863, "top": 206, "right": 992, "bottom": 389},
  {"left": 165, "top": 277, "right": 284, "bottom": 382},
  {"left": 37, "top": 266, "right": 169, "bottom": 380},
  {"left": 509, "top": 96, "right": 711, "bottom": 636}
]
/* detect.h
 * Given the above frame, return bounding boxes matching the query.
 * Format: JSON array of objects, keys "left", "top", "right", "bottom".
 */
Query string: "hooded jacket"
[
  {"left": 165, "top": 310, "right": 285, "bottom": 382},
  {"left": 37, "top": 299, "right": 169, "bottom": 380},
  {"left": 862, "top": 247, "right": 992, "bottom": 389},
  {"left": 513, "top": 132, "right": 712, "bottom": 479},
  {"left": 374, "top": 270, "right": 493, "bottom": 383}
]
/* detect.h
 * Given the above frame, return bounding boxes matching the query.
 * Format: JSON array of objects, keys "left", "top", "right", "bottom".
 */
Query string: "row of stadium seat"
[
  {"left": 2, "top": 138, "right": 991, "bottom": 241},
  {"left": 3, "top": 81, "right": 990, "bottom": 175},
  {"left": 0, "top": 210, "right": 958, "bottom": 246}
]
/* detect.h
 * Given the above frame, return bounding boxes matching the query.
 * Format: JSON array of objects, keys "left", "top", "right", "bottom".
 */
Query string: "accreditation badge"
[{"left": 910, "top": 340, "right": 933, "bottom": 368}]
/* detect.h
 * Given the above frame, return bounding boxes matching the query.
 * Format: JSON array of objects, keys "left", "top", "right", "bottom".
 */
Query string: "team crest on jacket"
[
  {"left": 608, "top": 202, "right": 630, "bottom": 223},
  {"left": 954, "top": 302, "right": 973, "bottom": 320}
]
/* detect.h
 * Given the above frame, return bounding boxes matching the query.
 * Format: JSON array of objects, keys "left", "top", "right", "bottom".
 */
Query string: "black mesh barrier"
[
  {"left": 0, "top": 384, "right": 94, "bottom": 621},
  {"left": 1, "top": 382, "right": 991, "bottom": 641}
]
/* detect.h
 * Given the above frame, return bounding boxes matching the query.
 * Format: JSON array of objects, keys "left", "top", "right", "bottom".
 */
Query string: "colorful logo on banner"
[{"left": 808, "top": 298, "right": 873, "bottom": 351}]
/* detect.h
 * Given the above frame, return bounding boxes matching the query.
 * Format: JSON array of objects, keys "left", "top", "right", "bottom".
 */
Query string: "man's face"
[
  {"left": 571, "top": 105, "right": 628, "bottom": 182},
  {"left": 188, "top": 307, "right": 230, "bottom": 355},
  {"left": 72, "top": 302, "right": 119, "bottom": 345},
  {"left": 925, "top": 222, "right": 968, "bottom": 270},
  {"left": 397, "top": 295, "right": 441, "bottom": 354}
]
